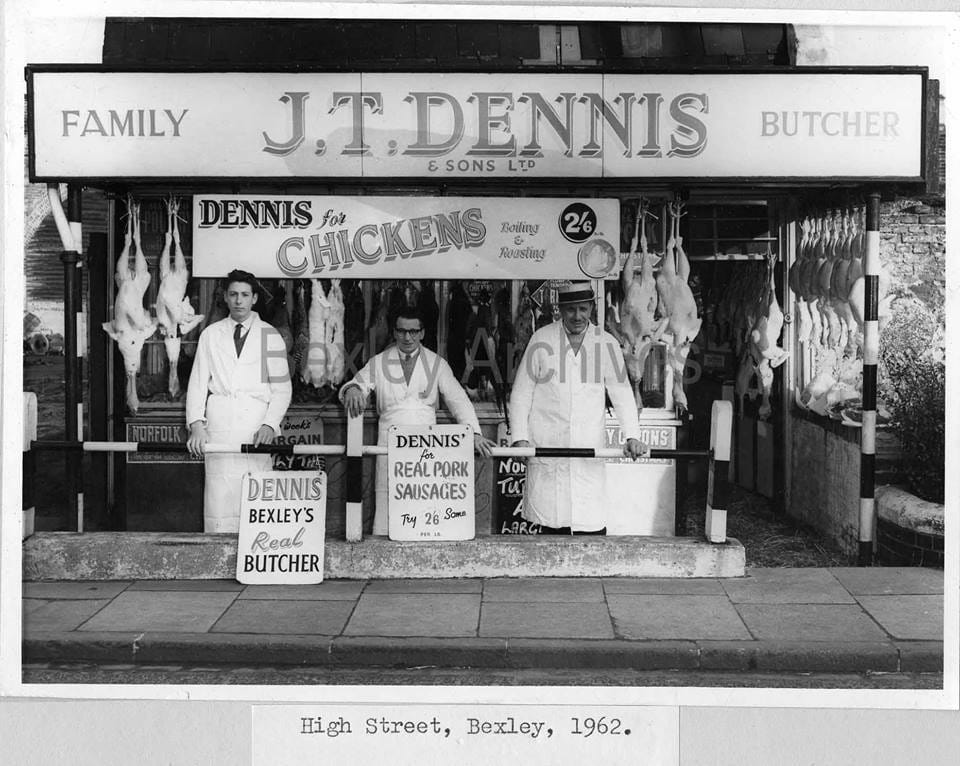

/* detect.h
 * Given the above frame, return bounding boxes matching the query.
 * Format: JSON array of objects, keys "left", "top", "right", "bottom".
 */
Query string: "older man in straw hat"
[{"left": 509, "top": 282, "right": 647, "bottom": 535}]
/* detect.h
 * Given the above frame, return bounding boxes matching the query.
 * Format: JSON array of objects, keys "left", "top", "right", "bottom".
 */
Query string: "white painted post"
[
  {"left": 23, "top": 393, "right": 38, "bottom": 539},
  {"left": 345, "top": 413, "right": 364, "bottom": 542},
  {"left": 705, "top": 400, "right": 733, "bottom": 544}
]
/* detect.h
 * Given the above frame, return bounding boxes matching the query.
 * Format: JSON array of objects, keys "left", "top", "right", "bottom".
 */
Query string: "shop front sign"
[
  {"left": 236, "top": 471, "right": 326, "bottom": 584},
  {"left": 125, "top": 420, "right": 200, "bottom": 464},
  {"left": 192, "top": 195, "right": 620, "bottom": 279},
  {"left": 387, "top": 424, "right": 475, "bottom": 541},
  {"left": 29, "top": 70, "right": 925, "bottom": 181}
]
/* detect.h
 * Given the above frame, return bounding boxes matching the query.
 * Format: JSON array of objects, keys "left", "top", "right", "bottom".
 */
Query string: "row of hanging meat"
[
  {"left": 103, "top": 197, "right": 204, "bottom": 415},
  {"left": 790, "top": 207, "right": 891, "bottom": 424},
  {"left": 602, "top": 199, "right": 704, "bottom": 412},
  {"left": 103, "top": 196, "right": 530, "bottom": 415}
]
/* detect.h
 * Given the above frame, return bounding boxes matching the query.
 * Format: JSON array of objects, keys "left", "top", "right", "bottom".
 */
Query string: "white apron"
[
  {"left": 203, "top": 393, "right": 272, "bottom": 533},
  {"left": 509, "top": 322, "right": 641, "bottom": 532},
  {"left": 340, "top": 346, "right": 481, "bottom": 536}
]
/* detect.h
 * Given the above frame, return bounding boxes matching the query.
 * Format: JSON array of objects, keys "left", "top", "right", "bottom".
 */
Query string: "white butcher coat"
[
  {"left": 509, "top": 321, "right": 641, "bottom": 532},
  {"left": 186, "top": 315, "right": 292, "bottom": 533},
  {"left": 339, "top": 345, "right": 481, "bottom": 536}
]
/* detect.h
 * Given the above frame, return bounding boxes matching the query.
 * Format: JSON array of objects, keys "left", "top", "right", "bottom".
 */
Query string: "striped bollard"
[
  {"left": 23, "top": 393, "right": 38, "bottom": 538},
  {"left": 345, "top": 413, "right": 364, "bottom": 542},
  {"left": 705, "top": 400, "right": 733, "bottom": 544},
  {"left": 859, "top": 194, "right": 881, "bottom": 566}
]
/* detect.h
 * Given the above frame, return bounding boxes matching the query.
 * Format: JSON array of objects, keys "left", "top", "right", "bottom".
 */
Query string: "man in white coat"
[
  {"left": 186, "top": 270, "right": 293, "bottom": 532},
  {"left": 340, "top": 305, "right": 495, "bottom": 536},
  {"left": 510, "top": 282, "right": 648, "bottom": 534}
]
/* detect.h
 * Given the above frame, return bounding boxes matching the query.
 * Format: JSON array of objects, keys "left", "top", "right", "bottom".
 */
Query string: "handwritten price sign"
[
  {"left": 236, "top": 471, "right": 326, "bottom": 584},
  {"left": 387, "top": 425, "right": 475, "bottom": 541}
]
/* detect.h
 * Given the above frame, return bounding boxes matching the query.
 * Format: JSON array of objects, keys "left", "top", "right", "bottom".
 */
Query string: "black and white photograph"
[{"left": 2, "top": 1, "right": 957, "bottom": 764}]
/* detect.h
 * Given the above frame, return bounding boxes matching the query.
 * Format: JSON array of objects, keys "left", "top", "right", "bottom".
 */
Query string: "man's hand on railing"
[
  {"left": 623, "top": 438, "right": 649, "bottom": 460},
  {"left": 253, "top": 424, "right": 276, "bottom": 447},
  {"left": 343, "top": 386, "right": 366, "bottom": 418},
  {"left": 473, "top": 432, "right": 495, "bottom": 458}
]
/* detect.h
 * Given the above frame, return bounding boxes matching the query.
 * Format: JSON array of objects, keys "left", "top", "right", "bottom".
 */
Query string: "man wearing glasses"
[{"left": 340, "top": 306, "right": 495, "bottom": 536}]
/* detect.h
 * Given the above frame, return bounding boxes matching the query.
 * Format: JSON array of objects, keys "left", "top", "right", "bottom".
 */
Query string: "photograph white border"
[{"left": 2, "top": 0, "right": 957, "bottom": 718}]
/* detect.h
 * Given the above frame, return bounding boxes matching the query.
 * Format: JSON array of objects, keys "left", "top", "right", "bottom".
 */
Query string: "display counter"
[
  {"left": 124, "top": 402, "right": 504, "bottom": 535},
  {"left": 123, "top": 402, "right": 685, "bottom": 538}
]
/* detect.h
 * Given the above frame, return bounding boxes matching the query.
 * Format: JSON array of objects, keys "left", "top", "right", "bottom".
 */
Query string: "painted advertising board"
[
  {"left": 236, "top": 471, "right": 326, "bottom": 584},
  {"left": 387, "top": 424, "right": 475, "bottom": 541}
]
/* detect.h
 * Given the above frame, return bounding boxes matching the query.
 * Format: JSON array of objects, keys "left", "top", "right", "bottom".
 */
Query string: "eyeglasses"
[{"left": 394, "top": 328, "right": 423, "bottom": 337}]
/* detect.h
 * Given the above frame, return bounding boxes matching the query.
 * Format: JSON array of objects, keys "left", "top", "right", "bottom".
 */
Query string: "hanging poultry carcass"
[
  {"left": 417, "top": 280, "right": 440, "bottom": 352},
  {"left": 154, "top": 198, "right": 205, "bottom": 399},
  {"left": 102, "top": 199, "right": 158, "bottom": 414},
  {"left": 292, "top": 281, "right": 311, "bottom": 396},
  {"left": 447, "top": 281, "right": 472, "bottom": 383},
  {"left": 465, "top": 287, "right": 500, "bottom": 405},
  {"left": 492, "top": 285, "right": 514, "bottom": 409},
  {"left": 790, "top": 217, "right": 813, "bottom": 346},
  {"left": 513, "top": 283, "right": 536, "bottom": 367},
  {"left": 342, "top": 280, "right": 366, "bottom": 369},
  {"left": 302, "top": 279, "right": 331, "bottom": 387},
  {"left": 369, "top": 284, "right": 391, "bottom": 354},
  {"left": 655, "top": 201, "right": 702, "bottom": 412},
  {"left": 619, "top": 200, "right": 666, "bottom": 390},
  {"left": 325, "top": 278, "right": 346, "bottom": 385},
  {"left": 828, "top": 210, "right": 858, "bottom": 356},
  {"left": 798, "top": 215, "right": 824, "bottom": 351},
  {"left": 815, "top": 211, "right": 844, "bottom": 349},
  {"left": 750, "top": 250, "right": 790, "bottom": 420}
]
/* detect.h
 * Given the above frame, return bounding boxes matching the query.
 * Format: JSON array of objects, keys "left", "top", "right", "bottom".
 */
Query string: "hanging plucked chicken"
[
  {"left": 102, "top": 198, "right": 158, "bottom": 414},
  {"left": 655, "top": 201, "right": 702, "bottom": 412},
  {"left": 749, "top": 249, "right": 789, "bottom": 420},
  {"left": 154, "top": 197, "right": 205, "bottom": 399},
  {"left": 302, "top": 279, "right": 331, "bottom": 387},
  {"left": 325, "top": 278, "right": 346, "bottom": 385},
  {"left": 619, "top": 199, "right": 665, "bottom": 392}
]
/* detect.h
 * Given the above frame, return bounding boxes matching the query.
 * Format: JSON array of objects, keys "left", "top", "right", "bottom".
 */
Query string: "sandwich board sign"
[
  {"left": 236, "top": 471, "right": 326, "bottom": 584},
  {"left": 388, "top": 424, "right": 475, "bottom": 541}
]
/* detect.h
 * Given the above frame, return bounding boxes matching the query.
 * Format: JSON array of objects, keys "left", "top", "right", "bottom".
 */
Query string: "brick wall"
[
  {"left": 880, "top": 197, "right": 946, "bottom": 316},
  {"left": 790, "top": 417, "right": 862, "bottom": 555}
]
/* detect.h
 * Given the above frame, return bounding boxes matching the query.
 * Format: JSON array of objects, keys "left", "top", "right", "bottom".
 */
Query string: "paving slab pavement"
[
  {"left": 19, "top": 568, "right": 945, "bottom": 680},
  {"left": 345, "top": 593, "right": 481, "bottom": 637},
  {"left": 855, "top": 595, "right": 943, "bottom": 640},
  {"left": 830, "top": 567, "right": 944, "bottom": 595},
  {"left": 608, "top": 595, "right": 752, "bottom": 640},
  {"left": 721, "top": 568, "right": 856, "bottom": 604},
  {"left": 480, "top": 601, "right": 615, "bottom": 639},
  {"left": 211, "top": 599, "right": 356, "bottom": 634}
]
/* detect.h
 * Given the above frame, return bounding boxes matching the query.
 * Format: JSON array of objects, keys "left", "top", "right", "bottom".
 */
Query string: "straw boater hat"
[{"left": 556, "top": 282, "right": 595, "bottom": 305}]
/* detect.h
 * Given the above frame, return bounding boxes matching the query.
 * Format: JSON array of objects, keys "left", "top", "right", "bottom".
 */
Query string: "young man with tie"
[
  {"left": 340, "top": 305, "right": 495, "bottom": 536},
  {"left": 186, "top": 270, "right": 292, "bottom": 532}
]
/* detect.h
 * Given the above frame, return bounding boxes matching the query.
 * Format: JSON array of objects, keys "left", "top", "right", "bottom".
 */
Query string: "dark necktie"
[
  {"left": 234, "top": 323, "right": 245, "bottom": 357},
  {"left": 401, "top": 352, "right": 415, "bottom": 384}
]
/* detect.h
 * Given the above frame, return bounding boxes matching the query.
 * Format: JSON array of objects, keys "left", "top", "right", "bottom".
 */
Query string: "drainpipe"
[
  {"left": 47, "top": 183, "right": 84, "bottom": 531},
  {"left": 859, "top": 193, "right": 881, "bottom": 566}
]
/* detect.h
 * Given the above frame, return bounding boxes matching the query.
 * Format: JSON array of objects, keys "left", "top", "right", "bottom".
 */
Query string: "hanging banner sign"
[
  {"left": 236, "top": 471, "right": 326, "bottom": 584},
  {"left": 387, "top": 424, "right": 475, "bottom": 541},
  {"left": 192, "top": 195, "right": 620, "bottom": 279},
  {"left": 28, "top": 70, "right": 925, "bottom": 180}
]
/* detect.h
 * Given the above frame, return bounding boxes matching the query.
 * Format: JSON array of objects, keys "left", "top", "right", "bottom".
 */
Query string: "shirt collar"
[{"left": 233, "top": 314, "right": 255, "bottom": 333}]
